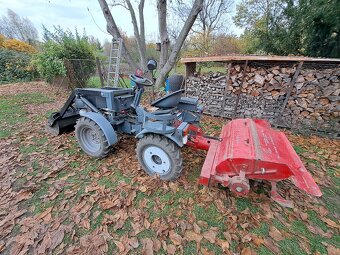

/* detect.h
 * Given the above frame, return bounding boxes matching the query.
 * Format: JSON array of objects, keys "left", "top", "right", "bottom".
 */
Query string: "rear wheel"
[
  {"left": 75, "top": 117, "right": 110, "bottom": 158},
  {"left": 136, "top": 134, "right": 183, "bottom": 181}
]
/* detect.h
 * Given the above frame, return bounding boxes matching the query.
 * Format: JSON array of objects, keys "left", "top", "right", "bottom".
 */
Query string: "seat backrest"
[
  {"left": 168, "top": 74, "right": 184, "bottom": 92},
  {"left": 151, "top": 89, "right": 184, "bottom": 109}
]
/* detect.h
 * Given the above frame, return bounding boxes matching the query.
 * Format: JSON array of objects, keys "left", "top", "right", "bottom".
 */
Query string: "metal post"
[
  {"left": 185, "top": 62, "right": 196, "bottom": 77},
  {"left": 233, "top": 60, "right": 248, "bottom": 118},
  {"left": 96, "top": 57, "right": 105, "bottom": 87},
  {"left": 275, "top": 61, "right": 304, "bottom": 126},
  {"left": 79, "top": 60, "right": 86, "bottom": 86},
  {"left": 220, "top": 62, "right": 233, "bottom": 115}
]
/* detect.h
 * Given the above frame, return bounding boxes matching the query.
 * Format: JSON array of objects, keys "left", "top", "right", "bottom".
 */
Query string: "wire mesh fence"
[{"left": 54, "top": 58, "right": 134, "bottom": 90}]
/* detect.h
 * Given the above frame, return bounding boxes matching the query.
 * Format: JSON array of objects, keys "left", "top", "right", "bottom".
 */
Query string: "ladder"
[{"left": 107, "top": 38, "right": 122, "bottom": 87}]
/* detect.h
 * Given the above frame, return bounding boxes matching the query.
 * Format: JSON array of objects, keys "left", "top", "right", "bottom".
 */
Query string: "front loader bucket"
[
  {"left": 46, "top": 111, "right": 79, "bottom": 135},
  {"left": 199, "top": 119, "right": 322, "bottom": 199},
  {"left": 45, "top": 91, "right": 79, "bottom": 136}
]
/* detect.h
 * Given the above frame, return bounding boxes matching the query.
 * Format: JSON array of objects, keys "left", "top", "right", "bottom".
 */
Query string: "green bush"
[
  {"left": 0, "top": 48, "right": 38, "bottom": 84},
  {"left": 33, "top": 42, "right": 66, "bottom": 83},
  {"left": 35, "top": 27, "right": 96, "bottom": 88}
]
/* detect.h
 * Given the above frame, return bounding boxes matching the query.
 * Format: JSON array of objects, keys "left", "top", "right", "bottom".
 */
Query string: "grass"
[
  {"left": 86, "top": 63, "right": 226, "bottom": 90},
  {"left": 2, "top": 86, "right": 340, "bottom": 255},
  {"left": 87, "top": 76, "right": 131, "bottom": 88},
  {"left": 251, "top": 222, "right": 269, "bottom": 237},
  {"left": 0, "top": 93, "right": 52, "bottom": 138}
]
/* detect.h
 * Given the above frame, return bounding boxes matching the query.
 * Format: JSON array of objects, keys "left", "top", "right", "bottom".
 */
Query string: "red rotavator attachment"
[{"left": 187, "top": 119, "right": 322, "bottom": 208}]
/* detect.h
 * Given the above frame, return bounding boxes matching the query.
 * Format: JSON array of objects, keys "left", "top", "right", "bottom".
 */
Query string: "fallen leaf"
[
  {"left": 15, "top": 190, "right": 33, "bottom": 203},
  {"left": 252, "top": 236, "right": 264, "bottom": 247},
  {"left": 113, "top": 240, "right": 125, "bottom": 253},
  {"left": 169, "top": 230, "right": 182, "bottom": 245},
  {"left": 128, "top": 237, "right": 139, "bottom": 249},
  {"left": 100, "top": 199, "right": 115, "bottom": 210},
  {"left": 37, "top": 207, "right": 53, "bottom": 224},
  {"left": 300, "top": 212, "right": 308, "bottom": 220},
  {"left": 201, "top": 247, "right": 215, "bottom": 255},
  {"left": 184, "top": 230, "right": 203, "bottom": 243},
  {"left": 321, "top": 218, "right": 340, "bottom": 229},
  {"left": 82, "top": 219, "right": 90, "bottom": 230},
  {"left": 216, "top": 238, "right": 229, "bottom": 251},
  {"left": 144, "top": 219, "right": 150, "bottom": 229},
  {"left": 299, "top": 240, "right": 311, "bottom": 254},
  {"left": 193, "top": 222, "right": 201, "bottom": 234},
  {"left": 327, "top": 245, "right": 340, "bottom": 255},
  {"left": 0, "top": 241, "right": 5, "bottom": 252},
  {"left": 223, "top": 232, "right": 232, "bottom": 243},
  {"left": 203, "top": 229, "right": 217, "bottom": 243},
  {"left": 37, "top": 232, "right": 52, "bottom": 254},
  {"left": 50, "top": 225, "right": 65, "bottom": 250},
  {"left": 269, "top": 226, "right": 284, "bottom": 242},
  {"left": 264, "top": 238, "right": 280, "bottom": 254},
  {"left": 140, "top": 186, "right": 147, "bottom": 192},
  {"left": 166, "top": 244, "right": 176, "bottom": 255},
  {"left": 241, "top": 247, "right": 253, "bottom": 255},
  {"left": 141, "top": 238, "right": 153, "bottom": 255},
  {"left": 152, "top": 239, "right": 161, "bottom": 252}
]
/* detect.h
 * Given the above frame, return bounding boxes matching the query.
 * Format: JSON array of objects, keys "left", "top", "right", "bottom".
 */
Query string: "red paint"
[{"left": 186, "top": 119, "right": 322, "bottom": 197}]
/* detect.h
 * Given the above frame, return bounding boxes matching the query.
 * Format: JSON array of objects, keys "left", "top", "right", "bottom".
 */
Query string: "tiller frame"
[{"left": 185, "top": 118, "right": 322, "bottom": 208}]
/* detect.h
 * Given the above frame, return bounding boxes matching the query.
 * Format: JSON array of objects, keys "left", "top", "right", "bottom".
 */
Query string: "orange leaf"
[
  {"left": 269, "top": 226, "right": 284, "bottom": 242},
  {"left": 169, "top": 230, "right": 182, "bottom": 246},
  {"left": 203, "top": 229, "right": 218, "bottom": 243},
  {"left": 166, "top": 244, "right": 176, "bottom": 255}
]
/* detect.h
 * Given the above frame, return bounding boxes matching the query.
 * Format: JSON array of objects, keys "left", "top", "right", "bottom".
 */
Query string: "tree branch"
[
  {"left": 98, "top": 0, "right": 138, "bottom": 70},
  {"left": 155, "top": 0, "right": 204, "bottom": 88},
  {"left": 125, "top": 0, "right": 146, "bottom": 69},
  {"left": 157, "top": 0, "right": 170, "bottom": 69}
]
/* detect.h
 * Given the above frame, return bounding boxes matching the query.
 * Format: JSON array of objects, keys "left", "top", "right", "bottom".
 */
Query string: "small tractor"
[{"left": 46, "top": 60, "right": 322, "bottom": 207}]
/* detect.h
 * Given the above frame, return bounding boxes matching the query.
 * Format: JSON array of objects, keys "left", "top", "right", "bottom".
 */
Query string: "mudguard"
[
  {"left": 80, "top": 111, "right": 118, "bottom": 146},
  {"left": 136, "top": 121, "right": 189, "bottom": 147},
  {"left": 136, "top": 130, "right": 184, "bottom": 147}
]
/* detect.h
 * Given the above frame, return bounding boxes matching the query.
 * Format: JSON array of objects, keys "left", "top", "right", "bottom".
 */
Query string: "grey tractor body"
[{"left": 47, "top": 61, "right": 203, "bottom": 180}]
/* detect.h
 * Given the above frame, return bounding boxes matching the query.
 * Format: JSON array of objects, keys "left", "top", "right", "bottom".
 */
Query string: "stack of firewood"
[{"left": 186, "top": 64, "right": 340, "bottom": 133}]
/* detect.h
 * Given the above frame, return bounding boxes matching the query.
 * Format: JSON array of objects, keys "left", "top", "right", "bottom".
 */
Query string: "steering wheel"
[{"left": 129, "top": 74, "right": 153, "bottom": 87}]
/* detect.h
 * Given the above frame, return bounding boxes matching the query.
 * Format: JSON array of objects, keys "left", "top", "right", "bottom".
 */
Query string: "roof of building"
[{"left": 181, "top": 54, "right": 340, "bottom": 64}]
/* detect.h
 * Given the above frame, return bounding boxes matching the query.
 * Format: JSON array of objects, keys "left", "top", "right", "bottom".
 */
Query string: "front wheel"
[
  {"left": 136, "top": 134, "right": 183, "bottom": 181},
  {"left": 75, "top": 117, "right": 110, "bottom": 158}
]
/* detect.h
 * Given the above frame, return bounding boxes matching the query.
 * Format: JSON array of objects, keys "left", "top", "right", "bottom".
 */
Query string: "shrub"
[
  {"left": 0, "top": 34, "right": 5, "bottom": 47},
  {"left": 1, "top": 37, "right": 37, "bottom": 54},
  {"left": 0, "top": 48, "right": 38, "bottom": 83},
  {"left": 33, "top": 42, "right": 66, "bottom": 83},
  {"left": 35, "top": 27, "right": 96, "bottom": 88}
]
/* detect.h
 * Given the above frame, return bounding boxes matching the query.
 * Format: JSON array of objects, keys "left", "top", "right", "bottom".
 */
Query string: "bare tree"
[
  {"left": 109, "top": 0, "right": 147, "bottom": 70},
  {"left": 0, "top": 9, "right": 38, "bottom": 43},
  {"left": 171, "top": 0, "right": 233, "bottom": 53},
  {"left": 157, "top": 0, "right": 169, "bottom": 69},
  {"left": 98, "top": 0, "right": 204, "bottom": 88}
]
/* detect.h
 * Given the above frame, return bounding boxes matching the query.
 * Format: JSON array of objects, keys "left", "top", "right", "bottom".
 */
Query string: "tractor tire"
[
  {"left": 75, "top": 117, "right": 110, "bottom": 158},
  {"left": 136, "top": 134, "right": 183, "bottom": 181}
]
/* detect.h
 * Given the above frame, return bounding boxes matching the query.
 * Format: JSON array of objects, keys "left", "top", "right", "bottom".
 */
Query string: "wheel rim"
[
  {"left": 143, "top": 146, "right": 171, "bottom": 175},
  {"left": 79, "top": 126, "right": 101, "bottom": 153}
]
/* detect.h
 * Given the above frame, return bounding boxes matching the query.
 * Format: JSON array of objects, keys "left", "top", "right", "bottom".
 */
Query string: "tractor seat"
[{"left": 151, "top": 89, "right": 185, "bottom": 109}]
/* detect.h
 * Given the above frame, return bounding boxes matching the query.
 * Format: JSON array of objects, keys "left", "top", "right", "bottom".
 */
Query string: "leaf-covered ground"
[{"left": 0, "top": 82, "right": 339, "bottom": 255}]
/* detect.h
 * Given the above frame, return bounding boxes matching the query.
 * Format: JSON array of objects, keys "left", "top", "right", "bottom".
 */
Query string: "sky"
[{"left": 0, "top": 0, "right": 242, "bottom": 44}]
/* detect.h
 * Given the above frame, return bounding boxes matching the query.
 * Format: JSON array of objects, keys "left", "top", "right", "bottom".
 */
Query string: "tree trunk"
[
  {"left": 98, "top": 0, "right": 138, "bottom": 71},
  {"left": 126, "top": 0, "right": 147, "bottom": 71},
  {"left": 157, "top": 0, "right": 170, "bottom": 70},
  {"left": 155, "top": 0, "right": 204, "bottom": 88},
  {"left": 138, "top": 0, "right": 147, "bottom": 70}
]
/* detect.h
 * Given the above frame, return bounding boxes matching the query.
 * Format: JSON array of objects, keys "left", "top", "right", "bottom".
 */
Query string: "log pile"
[{"left": 186, "top": 64, "right": 340, "bottom": 135}]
